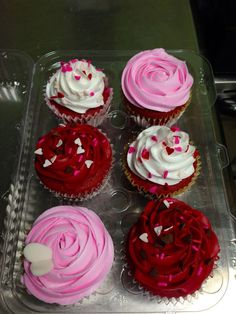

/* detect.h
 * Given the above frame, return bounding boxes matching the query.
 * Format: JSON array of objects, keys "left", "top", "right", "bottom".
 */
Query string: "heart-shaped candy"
[
  {"left": 85, "top": 160, "right": 93, "bottom": 168},
  {"left": 154, "top": 225, "right": 163, "bottom": 236},
  {"left": 34, "top": 148, "right": 43, "bottom": 155},
  {"left": 43, "top": 159, "right": 52, "bottom": 168},
  {"left": 139, "top": 233, "right": 148, "bottom": 243},
  {"left": 77, "top": 146, "right": 85, "bottom": 154},
  {"left": 166, "top": 146, "right": 174, "bottom": 155},
  {"left": 74, "top": 137, "right": 82, "bottom": 146}
]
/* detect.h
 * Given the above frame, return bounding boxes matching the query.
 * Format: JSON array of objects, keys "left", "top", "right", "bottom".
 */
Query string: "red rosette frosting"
[
  {"left": 34, "top": 124, "right": 112, "bottom": 198},
  {"left": 127, "top": 198, "right": 220, "bottom": 298}
]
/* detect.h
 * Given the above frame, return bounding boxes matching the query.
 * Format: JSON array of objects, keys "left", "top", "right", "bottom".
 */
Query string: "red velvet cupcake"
[
  {"left": 34, "top": 124, "right": 113, "bottom": 199},
  {"left": 45, "top": 58, "right": 113, "bottom": 126},
  {"left": 124, "top": 125, "right": 200, "bottom": 198},
  {"left": 126, "top": 198, "right": 220, "bottom": 298}
]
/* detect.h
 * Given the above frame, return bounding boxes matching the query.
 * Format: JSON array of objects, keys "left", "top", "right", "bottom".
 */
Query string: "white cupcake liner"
[{"left": 35, "top": 129, "right": 115, "bottom": 201}]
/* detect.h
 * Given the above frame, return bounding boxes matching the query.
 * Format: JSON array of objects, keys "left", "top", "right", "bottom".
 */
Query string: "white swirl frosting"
[
  {"left": 127, "top": 126, "right": 196, "bottom": 186},
  {"left": 46, "top": 59, "right": 106, "bottom": 114}
]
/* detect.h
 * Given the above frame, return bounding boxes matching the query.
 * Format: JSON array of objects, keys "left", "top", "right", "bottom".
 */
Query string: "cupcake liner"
[
  {"left": 45, "top": 74, "right": 113, "bottom": 127},
  {"left": 122, "top": 143, "right": 201, "bottom": 199},
  {"left": 125, "top": 95, "right": 191, "bottom": 128},
  {"left": 36, "top": 129, "right": 115, "bottom": 201},
  {"left": 121, "top": 244, "right": 220, "bottom": 305}
]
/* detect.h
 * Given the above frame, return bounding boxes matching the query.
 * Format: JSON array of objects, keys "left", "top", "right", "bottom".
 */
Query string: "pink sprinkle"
[
  {"left": 151, "top": 135, "right": 158, "bottom": 142},
  {"left": 163, "top": 170, "right": 168, "bottom": 179},
  {"left": 87, "top": 59, "right": 92, "bottom": 67},
  {"left": 78, "top": 155, "right": 83, "bottom": 162},
  {"left": 73, "top": 170, "right": 80, "bottom": 176},
  {"left": 192, "top": 245, "right": 199, "bottom": 252},
  {"left": 149, "top": 186, "right": 158, "bottom": 193},
  {"left": 60, "top": 61, "right": 65, "bottom": 66},
  {"left": 96, "top": 68, "right": 104, "bottom": 72},
  {"left": 38, "top": 138, "right": 45, "bottom": 144},
  {"left": 68, "top": 148, "right": 73, "bottom": 154},
  {"left": 71, "top": 59, "right": 78, "bottom": 63},
  {"left": 168, "top": 274, "right": 173, "bottom": 282},
  {"left": 92, "top": 138, "right": 99, "bottom": 147},
  {"left": 128, "top": 146, "right": 136, "bottom": 154},
  {"left": 148, "top": 172, "right": 152, "bottom": 179},
  {"left": 158, "top": 282, "right": 168, "bottom": 287},
  {"left": 173, "top": 135, "right": 180, "bottom": 144},
  {"left": 90, "top": 91, "right": 95, "bottom": 96},
  {"left": 62, "top": 64, "right": 72, "bottom": 73},
  {"left": 197, "top": 266, "right": 203, "bottom": 275},
  {"left": 175, "top": 147, "right": 182, "bottom": 152},
  {"left": 170, "top": 126, "right": 180, "bottom": 132},
  {"left": 160, "top": 253, "right": 165, "bottom": 260},
  {"left": 74, "top": 75, "right": 81, "bottom": 80}
]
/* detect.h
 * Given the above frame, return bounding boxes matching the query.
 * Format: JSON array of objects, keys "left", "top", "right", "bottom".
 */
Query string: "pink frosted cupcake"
[
  {"left": 46, "top": 58, "right": 113, "bottom": 126},
  {"left": 121, "top": 49, "right": 193, "bottom": 127},
  {"left": 22, "top": 206, "right": 114, "bottom": 305}
]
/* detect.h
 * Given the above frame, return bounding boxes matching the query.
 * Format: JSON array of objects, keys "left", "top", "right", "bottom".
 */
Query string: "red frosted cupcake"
[
  {"left": 121, "top": 49, "right": 193, "bottom": 127},
  {"left": 124, "top": 125, "right": 200, "bottom": 198},
  {"left": 34, "top": 124, "right": 113, "bottom": 199},
  {"left": 45, "top": 58, "right": 113, "bottom": 126},
  {"left": 127, "top": 198, "right": 220, "bottom": 298}
]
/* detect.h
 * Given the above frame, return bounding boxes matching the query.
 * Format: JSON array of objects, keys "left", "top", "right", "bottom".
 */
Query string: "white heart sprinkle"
[
  {"left": 139, "top": 233, "right": 148, "bottom": 243},
  {"left": 34, "top": 148, "right": 43, "bottom": 155},
  {"left": 154, "top": 225, "right": 163, "bottom": 236},
  {"left": 85, "top": 160, "right": 93, "bottom": 168},
  {"left": 30, "top": 259, "right": 54, "bottom": 276},
  {"left": 50, "top": 155, "right": 57, "bottom": 163},
  {"left": 74, "top": 137, "right": 82, "bottom": 146},
  {"left": 43, "top": 159, "right": 52, "bottom": 168},
  {"left": 163, "top": 200, "right": 170, "bottom": 208},
  {"left": 56, "top": 139, "right": 63, "bottom": 147},
  {"left": 77, "top": 146, "right": 85, "bottom": 154},
  {"left": 23, "top": 243, "right": 52, "bottom": 263}
]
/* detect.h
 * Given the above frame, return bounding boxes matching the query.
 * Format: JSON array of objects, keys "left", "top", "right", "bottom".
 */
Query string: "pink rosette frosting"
[
  {"left": 23, "top": 206, "right": 114, "bottom": 305},
  {"left": 121, "top": 48, "right": 193, "bottom": 112}
]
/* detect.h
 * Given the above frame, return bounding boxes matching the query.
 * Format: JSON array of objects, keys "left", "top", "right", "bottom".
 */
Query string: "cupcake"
[
  {"left": 126, "top": 198, "right": 220, "bottom": 298},
  {"left": 124, "top": 125, "right": 200, "bottom": 198},
  {"left": 121, "top": 48, "right": 193, "bottom": 127},
  {"left": 34, "top": 124, "right": 113, "bottom": 199},
  {"left": 45, "top": 58, "right": 113, "bottom": 126},
  {"left": 22, "top": 205, "right": 114, "bottom": 305}
]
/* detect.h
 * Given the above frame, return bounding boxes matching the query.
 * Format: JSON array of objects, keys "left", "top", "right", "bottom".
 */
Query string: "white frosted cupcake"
[{"left": 45, "top": 58, "right": 113, "bottom": 126}]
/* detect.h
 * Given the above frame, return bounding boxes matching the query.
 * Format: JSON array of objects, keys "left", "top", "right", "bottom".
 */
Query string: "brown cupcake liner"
[
  {"left": 125, "top": 95, "right": 192, "bottom": 128},
  {"left": 122, "top": 143, "right": 201, "bottom": 200}
]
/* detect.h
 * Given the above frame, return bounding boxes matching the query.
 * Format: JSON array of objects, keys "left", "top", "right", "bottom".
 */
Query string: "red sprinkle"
[
  {"left": 96, "top": 68, "right": 104, "bottom": 72},
  {"left": 141, "top": 148, "right": 150, "bottom": 160},
  {"left": 162, "top": 141, "right": 167, "bottom": 146},
  {"left": 148, "top": 172, "right": 152, "bottom": 179},
  {"left": 82, "top": 70, "right": 87, "bottom": 76},
  {"left": 185, "top": 144, "right": 189, "bottom": 152},
  {"left": 128, "top": 146, "right": 136, "bottom": 154},
  {"left": 90, "top": 91, "right": 95, "bottom": 96},
  {"left": 71, "top": 59, "right": 78, "bottom": 63},
  {"left": 166, "top": 146, "right": 174, "bottom": 155},
  {"left": 151, "top": 135, "right": 158, "bottom": 142},
  {"left": 87, "top": 59, "right": 92, "bottom": 67},
  {"left": 163, "top": 170, "right": 168, "bottom": 179},
  {"left": 88, "top": 73, "right": 92, "bottom": 80},
  {"left": 170, "top": 126, "right": 180, "bottom": 132}
]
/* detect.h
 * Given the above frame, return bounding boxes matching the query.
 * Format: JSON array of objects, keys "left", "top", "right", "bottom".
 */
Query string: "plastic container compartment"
[{"left": 0, "top": 50, "right": 236, "bottom": 314}]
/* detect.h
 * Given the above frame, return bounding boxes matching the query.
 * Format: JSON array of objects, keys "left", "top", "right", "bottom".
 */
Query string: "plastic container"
[{"left": 0, "top": 50, "right": 236, "bottom": 314}]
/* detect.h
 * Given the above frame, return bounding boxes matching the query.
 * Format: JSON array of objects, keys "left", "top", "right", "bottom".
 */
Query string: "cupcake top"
[
  {"left": 23, "top": 206, "right": 114, "bottom": 305},
  {"left": 127, "top": 125, "right": 197, "bottom": 186},
  {"left": 34, "top": 124, "right": 112, "bottom": 197},
  {"left": 46, "top": 59, "right": 106, "bottom": 114},
  {"left": 127, "top": 198, "right": 220, "bottom": 298},
  {"left": 121, "top": 48, "right": 193, "bottom": 112}
]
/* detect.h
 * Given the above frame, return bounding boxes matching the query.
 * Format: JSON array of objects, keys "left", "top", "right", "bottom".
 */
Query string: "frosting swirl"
[
  {"left": 23, "top": 206, "right": 114, "bottom": 305},
  {"left": 46, "top": 59, "right": 106, "bottom": 114},
  {"left": 35, "top": 124, "right": 112, "bottom": 197},
  {"left": 121, "top": 48, "right": 193, "bottom": 112},
  {"left": 127, "top": 126, "right": 196, "bottom": 186},
  {"left": 127, "top": 198, "right": 220, "bottom": 298}
]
